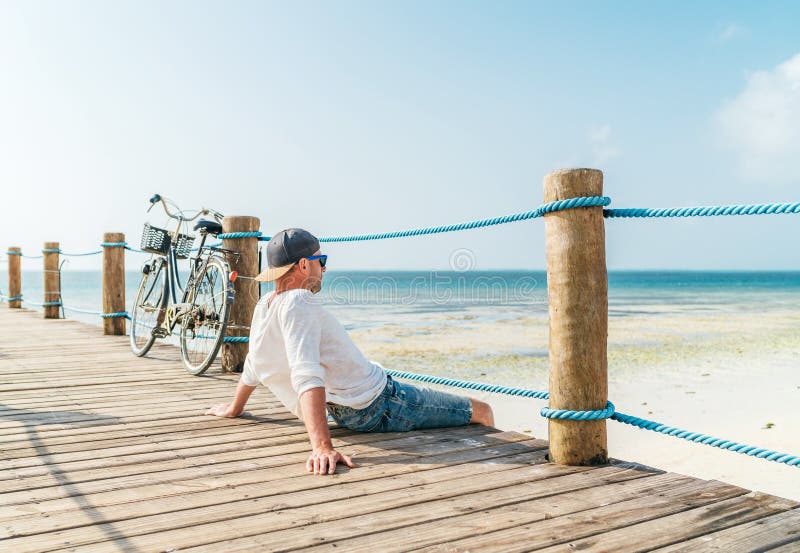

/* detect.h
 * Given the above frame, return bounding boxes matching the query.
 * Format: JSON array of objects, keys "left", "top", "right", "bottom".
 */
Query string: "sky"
[{"left": 1, "top": 0, "right": 799, "bottom": 271}]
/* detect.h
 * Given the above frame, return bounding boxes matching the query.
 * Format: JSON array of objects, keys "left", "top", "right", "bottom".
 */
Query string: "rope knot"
[{"left": 540, "top": 401, "right": 616, "bottom": 421}]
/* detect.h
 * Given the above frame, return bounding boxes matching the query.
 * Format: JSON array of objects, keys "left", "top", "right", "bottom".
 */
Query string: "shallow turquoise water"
[{"left": 1, "top": 266, "right": 799, "bottom": 328}]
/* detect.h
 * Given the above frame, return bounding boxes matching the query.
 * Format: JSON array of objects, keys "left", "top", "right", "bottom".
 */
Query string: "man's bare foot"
[{"left": 469, "top": 399, "right": 494, "bottom": 427}]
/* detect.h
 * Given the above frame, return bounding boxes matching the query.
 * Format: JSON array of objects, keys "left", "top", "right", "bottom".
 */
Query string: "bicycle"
[{"left": 130, "top": 194, "right": 239, "bottom": 375}]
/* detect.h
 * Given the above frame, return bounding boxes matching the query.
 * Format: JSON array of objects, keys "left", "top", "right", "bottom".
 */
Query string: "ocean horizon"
[{"left": 1, "top": 269, "right": 799, "bottom": 329}]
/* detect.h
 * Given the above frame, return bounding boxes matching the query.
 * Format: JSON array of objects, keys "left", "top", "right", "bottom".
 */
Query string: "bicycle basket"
[{"left": 140, "top": 223, "right": 196, "bottom": 258}]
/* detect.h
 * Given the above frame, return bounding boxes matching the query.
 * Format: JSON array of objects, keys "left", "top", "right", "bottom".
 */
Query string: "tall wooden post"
[
  {"left": 42, "top": 242, "right": 61, "bottom": 319},
  {"left": 102, "top": 233, "right": 126, "bottom": 335},
  {"left": 543, "top": 168, "right": 608, "bottom": 465},
  {"left": 221, "top": 216, "right": 261, "bottom": 372},
  {"left": 7, "top": 247, "right": 22, "bottom": 308}
]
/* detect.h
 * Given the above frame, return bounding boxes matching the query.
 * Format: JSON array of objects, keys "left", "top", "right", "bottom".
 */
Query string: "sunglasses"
[{"left": 306, "top": 254, "right": 327, "bottom": 268}]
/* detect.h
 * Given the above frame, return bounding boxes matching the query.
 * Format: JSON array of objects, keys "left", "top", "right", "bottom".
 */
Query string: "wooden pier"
[{"left": 1, "top": 308, "right": 799, "bottom": 552}]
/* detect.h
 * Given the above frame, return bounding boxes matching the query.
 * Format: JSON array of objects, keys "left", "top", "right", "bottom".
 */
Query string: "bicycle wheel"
[
  {"left": 179, "top": 256, "right": 232, "bottom": 375},
  {"left": 130, "top": 257, "right": 168, "bottom": 356}
]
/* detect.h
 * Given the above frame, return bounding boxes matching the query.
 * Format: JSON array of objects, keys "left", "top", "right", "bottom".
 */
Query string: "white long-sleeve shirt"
[{"left": 240, "top": 289, "right": 387, "bottom": 420}]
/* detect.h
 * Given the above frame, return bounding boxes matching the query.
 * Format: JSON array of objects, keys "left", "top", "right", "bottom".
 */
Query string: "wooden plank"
[
  {"left": 530, "top": 492, "right": 798, "bottom": 552},
  {"left": 768, "top": 542, "right": 800, "bottom": 553},
  {"left": 28, "top": 461, "right": 650, "bottom": 552},
  {"left": 3, "top": 435, "right": 544, "bottom": 551},
  {"left": 1, "top": 442, "right": 549, "bottom": 540},
  {"left": 0, "top": 379, "right": 242, "bottom": 404},
  {"left": 0, "top": 375, "right": 203, "bottom": 393},
  {"left": 0, "top": 403, "right": 287, "bottom": 437},
  {"left": 0, "top": 437, "right": 545, "bottom": 524},
  {"left": 0, "top": 422, "right": 315, "bottom": 472},
  {"left": 0, "top": 411, "right": 296, "bottom": 453},
  {"left": 653, "top": 507, "right": 800, "bottom": 552},
  {"left": 0, "top": 385, "right": 242, "bottom": 407},
  {"left": 0, "top": 394, "right": 276, "bottom": 424},
  {"left": 0, "top": 418, "right": 282, "bottom": 460},
  {"left": 0, "top": 428, "right": 526, "bottom": 504},
  {"left": 0, "top": 393, "right": 277, "bottom": 426},
  {"left": 261, "top": 477, "right": 743, "bottom": 553},
  {"left": 383, "top": 478, "right": 745, "bottom": 552}
]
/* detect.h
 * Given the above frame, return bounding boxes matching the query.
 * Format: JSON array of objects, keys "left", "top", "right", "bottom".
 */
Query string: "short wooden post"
[
  {"left": 221, "top": 216, "right": 261, "bottom": 372},
  {"left": 102, "top": 233, "right": 126, "bottom": 335},
  {"left": 42, "top": 242, "right": 61, "bottom": 319},
  {"left": 7, "top": 247, "right": 22, "bottom": 308},
  {"left": 543, "top": 168, "right": 608, "bottom": 465}
]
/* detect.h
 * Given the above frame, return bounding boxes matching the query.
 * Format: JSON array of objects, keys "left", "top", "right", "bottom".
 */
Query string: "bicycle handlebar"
[{"left": 147, "top": 193, "right": 224, "bottom": 222}]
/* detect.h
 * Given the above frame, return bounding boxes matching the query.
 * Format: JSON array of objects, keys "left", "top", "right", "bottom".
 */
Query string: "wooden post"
[
  {"left": 543, "top": 168, "right": 608, "bottom": 465},
  {"left": 42, "top": 242, "right": 61, "bottom": 319},
  {"left": 102, "top": 233, "right": 126, "bottom": 335},
  {"left": 7, "top": 247, "right": 22, "bottom": 308},
  {"left": 221, "top": 216, "right": 261, "bottom": 372}
]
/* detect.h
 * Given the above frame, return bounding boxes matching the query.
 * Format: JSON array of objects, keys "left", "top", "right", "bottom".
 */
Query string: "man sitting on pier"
[{"left": 206, "top": 228, "right": 494, "bottom": 475}]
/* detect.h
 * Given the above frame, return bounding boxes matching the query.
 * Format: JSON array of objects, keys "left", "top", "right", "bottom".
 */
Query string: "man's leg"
[
  {"left": 329, "top": 377, "right": 496, "bottom": 432},
  {"left": 469, "top": 398, "right": 494, "bottom": 427},
  {"left": 381, "top": 377, "right": 492, "bottom": 431}
]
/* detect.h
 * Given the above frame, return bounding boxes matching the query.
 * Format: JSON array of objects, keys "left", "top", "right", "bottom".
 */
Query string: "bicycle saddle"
[{"left": 194, "top": 219, "right": 223, "bottom": 236}]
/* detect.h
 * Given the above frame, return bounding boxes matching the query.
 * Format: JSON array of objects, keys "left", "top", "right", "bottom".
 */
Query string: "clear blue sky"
[{"left": 2, "top": 1, "right": 799, "bottom": 270}]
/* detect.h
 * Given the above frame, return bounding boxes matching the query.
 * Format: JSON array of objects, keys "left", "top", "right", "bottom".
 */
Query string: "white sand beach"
[{"left": 351, "top": 305, "right": 800, "bottom": 501}]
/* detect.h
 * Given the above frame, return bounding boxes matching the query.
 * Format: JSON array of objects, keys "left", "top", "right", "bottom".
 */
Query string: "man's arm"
[
  {"left": 300, "top": 387, "right": 355, "bottom": 475},
  {"left": 206, "top": 379, "right": 257, "bottom": 418}
]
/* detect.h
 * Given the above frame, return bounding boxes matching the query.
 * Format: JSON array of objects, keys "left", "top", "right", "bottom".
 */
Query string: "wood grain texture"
[
  {"left": 543, "top": 169, "right": 608, "bottom": 465},
  {"left": 101, "top": 232, "right": 125, "bottom": 335},
  {"left": 42, "top": 241, "right": 60, "bottom": 319},
  {"left": 221, "top": 215, "right": 260, "bottom": 372},
  {"left": 7, "top": 246, "right": 21, "bottom": 308}
]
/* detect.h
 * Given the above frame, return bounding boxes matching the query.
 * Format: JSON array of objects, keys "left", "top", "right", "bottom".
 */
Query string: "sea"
[{"left": 1, "top": 268, "right": 799, "bottom": 329}]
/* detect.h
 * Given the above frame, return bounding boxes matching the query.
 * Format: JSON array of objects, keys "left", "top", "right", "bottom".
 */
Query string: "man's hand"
[
  {"left": 205, "top": 381, "right": 256, "bottom": 418},
  {"left": 306, "top": 447, "right": 355, "bottom": 475},
  {"left": 205, "top": 403, "right": 242, "bottom": 418}
]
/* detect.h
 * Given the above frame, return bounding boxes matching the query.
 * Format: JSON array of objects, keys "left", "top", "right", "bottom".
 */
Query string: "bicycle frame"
[
  {"left": 155, "top": 230, "right": 239, "bottom": 333},
  {"left": 158, "top": 229, "right": 213, "bottom": 335}
]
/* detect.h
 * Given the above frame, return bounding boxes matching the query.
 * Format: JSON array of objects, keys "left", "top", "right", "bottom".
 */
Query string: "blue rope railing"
[
  {"left": 101, "top": 312, "right": 130, "bottom": 319},
  {"left": 63, "top": 250, "right": 102, "bottom": 256},
  {"left": 20, "top": 298, "right": 63, "bottom": 307},
  {"left": 610, "top": 412, "right": 800, "bottom": 467},
  {"left": 223, "top": 336, "right": 249, "bottom": 343},
  {"left": 5, "top": 243, "right": 149, "bottom": 258},
  {"left": 61, "top": 305, "right": 102, "bottom": 315},
  {"left": 59, "top": 305, "right": 130, "bottom": 319},
  {"left": 218, "top": 232, "right": 263, "bottom": 239},
  {"left": 314, "top": 196, "right": 611, "bottom": 243},
  {"left": 384, "top": 369, "right": 550, "bottom": 399},
  {"left": 245, "top": 197, "right": 800, "bottom": 244},
  {"left": 385, "top": 369, "right": 800, "bottom": 468},
  {"left": 541, "top": 401, "right": 616, "bottom": 421},
  {"left": 605, "top": 201, "right": 800, "bottom": 219}
]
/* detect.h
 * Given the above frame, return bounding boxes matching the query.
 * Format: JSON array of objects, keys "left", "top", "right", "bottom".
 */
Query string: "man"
[{"left": 206, "top": 228, "right": 494, "bottom": 475}]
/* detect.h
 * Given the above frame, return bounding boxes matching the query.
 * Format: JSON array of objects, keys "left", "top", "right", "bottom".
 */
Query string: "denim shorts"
[{"left": 327, "top": 376, "right": 473, "bottom": 432}]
